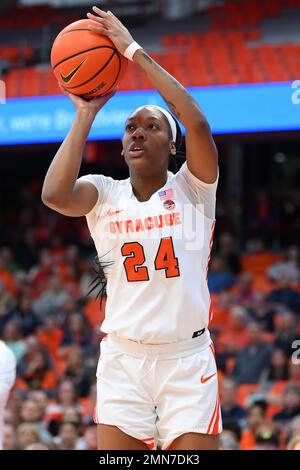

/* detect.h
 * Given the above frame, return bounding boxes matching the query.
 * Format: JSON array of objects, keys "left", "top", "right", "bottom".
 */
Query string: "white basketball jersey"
[{"left": 78, "top": 162, "right": 218, "bottom": 344}]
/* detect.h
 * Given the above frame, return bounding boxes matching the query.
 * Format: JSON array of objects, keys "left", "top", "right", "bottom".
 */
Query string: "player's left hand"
[{"left": 87, "top": 6, "right": 135, "bottom": 56}]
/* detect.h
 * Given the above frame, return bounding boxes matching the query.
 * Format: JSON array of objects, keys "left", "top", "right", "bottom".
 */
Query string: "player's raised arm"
[
  {"left": 41, "top": 90, "right": 116, "bottom": 217},
  {"left": 87, "top": 6, "right": 218, "bottom": 184}
]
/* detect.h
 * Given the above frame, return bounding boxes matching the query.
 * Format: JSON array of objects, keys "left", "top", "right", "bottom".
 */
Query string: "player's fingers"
[
  {"left": 92, "top": 5, "right": 109, "bottom": 18},
  {"left": 88, "top": 23, "right": 110, "bottom": 35},
  {"left": 86, "top": 12, "right": 110, "bottom": 26},
  {"left": 58, "top": 83, "right": 68, "bottom": 95}
]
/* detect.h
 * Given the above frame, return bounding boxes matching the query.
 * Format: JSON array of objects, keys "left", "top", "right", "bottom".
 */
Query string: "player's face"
[{"left": 122, "top": 107, "right": 175, "bottom": 173}]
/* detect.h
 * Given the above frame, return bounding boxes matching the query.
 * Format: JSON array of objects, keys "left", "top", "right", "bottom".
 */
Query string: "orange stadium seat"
[{"left": 236, "top": 383, "right": 261, "bottom": 407}]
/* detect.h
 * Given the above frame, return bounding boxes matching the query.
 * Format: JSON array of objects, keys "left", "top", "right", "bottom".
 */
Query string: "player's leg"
[
  {"left": 97, "top": 424, "right": 151, "bottom": 450},
  {"left": 167, "top": 432, "right": 219, "bottom": 450}
]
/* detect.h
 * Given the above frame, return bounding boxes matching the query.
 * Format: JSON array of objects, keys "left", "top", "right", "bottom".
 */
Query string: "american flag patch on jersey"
[{"left": 158, "top": 188, "right": 174, "bottom": 200}]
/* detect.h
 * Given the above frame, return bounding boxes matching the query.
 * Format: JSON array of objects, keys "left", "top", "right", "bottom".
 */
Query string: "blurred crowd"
[{"left": 0, "top": 183, "right": 300, "bottom": 450}]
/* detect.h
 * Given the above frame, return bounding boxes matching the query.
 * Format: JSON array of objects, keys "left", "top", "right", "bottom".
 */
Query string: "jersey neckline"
[{"left": 128, "top": 170, "right": 174, "bottom": 204}]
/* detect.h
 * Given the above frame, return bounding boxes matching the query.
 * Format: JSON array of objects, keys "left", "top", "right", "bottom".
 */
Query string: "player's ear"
[
  {"left": 121, "top": 149, "right": 124, "bottom": 156},
  {"left": 170, "top": 142, "right": 176, "bottom": 156}
]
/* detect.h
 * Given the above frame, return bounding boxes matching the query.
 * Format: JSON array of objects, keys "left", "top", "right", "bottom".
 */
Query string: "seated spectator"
[
  {"left": 274, "top": 310, "right": 298, "bottom": 356},
  {"left": 240, "top": 401, "right": 268, "bottom": 450},
  {"left": 0, "top": 279, "right": 15, "bottom": 319},
  {"left": 219, "top": 233, "right": 241, "bottom": 275},
  {"left": 63, "top": 345, "right": 92, "bottom": 397},
  {"left": 37, "top": 313, "right": 63, "bottom": 361},
  {"left": 247, "top": 291, "right": 275, "bottom": 332},
  {"left": 207, "top": 257, "right": 236, "bottom": 293},
  {"left": 16, "top": 423, "right": 40, "bottom": 450},
  {"left": 287, "top": 415, "right": 300, "bottom": 443},
  {"left": 232, "top": 272, "right": 255, "bottom": 308},
  {"left": 18, "top": 348, "right": 57, "bottom": 392},
  {"left": 54, "top": 422, "right": 86, "bottom": 450},
  {"left": 3, "top": 423, "right": 17, "bottom": 450},
  {"left": 254, "top": 423, "right": 280, "bottom": 450},
  {"left": 233, "top": 322, "right": 273, "bottom": 384},
  {"left": 33, "top": 273, "right": 70, "bottom": 318},
  {"left": 83, "top": 424, "right": 97, "bottom": 451},
  {"left": 218, "top": 305, "right": 250, "bottom": 355},
  {"left": 273, "top": 385, "right": 300, "bottom": 429},
  {"left": 265, "top": 348, "right": 289, "bottom": 382},
  {"left": 2, "top": 296, "right": 41, "bottom": 337},
  {"left": 267, "top": 245, "right": 300, "bottom": 284},
  {"left": 267, "top": 275, "right": 300, "bottom": 314},
  {"left": 61, "top": 312, "right": 91, "bottom": 349},
  {"left": 221, "top": 378, "right": 246, "bottom": 424},
  {"left": 46, "top": 379, "right": 83, "bottom": 431},
  {"left": 2, "top": 320, "right": 27, "bottom": 363},
  {"left": 20, "top": 399, "right": 53, "bottom": 445}
]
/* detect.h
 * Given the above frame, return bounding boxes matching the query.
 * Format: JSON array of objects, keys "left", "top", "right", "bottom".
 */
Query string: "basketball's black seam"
[
  {"left": 60, "top": 28, "right": 94, "bottom": 36},
  {"left": 52, "top": 45, "right": 116, "bottom": 70},
  {"left": 100, "top": 52, "right": 122, "bottom": 95},
  {"left": 88, "top": 52, "right": 122, "bottom": 97},
  {"left": 64, "top": 49, "right": 118, "bottom": 90}
]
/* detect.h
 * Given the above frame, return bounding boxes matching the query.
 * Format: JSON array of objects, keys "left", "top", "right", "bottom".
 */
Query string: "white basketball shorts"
[{"left": 94, "top": 331, "right": 222, "bottom": 450}]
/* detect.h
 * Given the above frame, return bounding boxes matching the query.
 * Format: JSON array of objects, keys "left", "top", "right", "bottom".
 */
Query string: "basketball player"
[
  {"left": 42, "top": 7, "right": 221, "bottom": 450},
  {"left": 0, "top": 340, "right": 16, "bottom": 450}
]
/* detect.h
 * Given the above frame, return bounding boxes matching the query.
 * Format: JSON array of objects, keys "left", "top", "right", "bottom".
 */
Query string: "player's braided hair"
[{"left": 86, "top": 253, "right": 114, "bottom": 308}]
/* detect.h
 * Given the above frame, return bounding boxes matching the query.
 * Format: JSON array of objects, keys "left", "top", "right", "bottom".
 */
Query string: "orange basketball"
[{"left": 50, "top": 19, "right": 127, "bottom": 98}]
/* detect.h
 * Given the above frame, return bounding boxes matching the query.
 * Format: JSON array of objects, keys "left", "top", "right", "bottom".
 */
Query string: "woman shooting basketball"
[{"left": 42, "top": 6, "right": 220, "bottom": 450}]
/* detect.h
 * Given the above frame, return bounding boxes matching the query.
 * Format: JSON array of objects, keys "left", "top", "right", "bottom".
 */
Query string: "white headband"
[{"left": 133, "top": 105, "right": 177, "bottom": 142}]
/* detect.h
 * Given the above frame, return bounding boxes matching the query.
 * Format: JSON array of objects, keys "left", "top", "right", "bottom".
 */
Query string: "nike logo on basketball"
[
  {"left": 107, "top": 209, "right": 124, "bottom": 216},
  {"left": 60, "top": 60, "right": 85, "bottom": 83},
  {"left": 200, "top": 372, "right": 216, "bottom": 383}
]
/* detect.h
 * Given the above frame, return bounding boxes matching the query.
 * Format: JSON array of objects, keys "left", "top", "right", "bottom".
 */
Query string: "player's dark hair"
[
  {"left": 86, "top": 253, "right": 114, "bottom": 309},
  {"left": 167, "top": 115, "right": 185, "bottom": 173}
]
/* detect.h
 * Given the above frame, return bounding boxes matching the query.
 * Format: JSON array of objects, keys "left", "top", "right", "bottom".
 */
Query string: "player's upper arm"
[
  {"left": 185, "top": 119, "right": 218, "bottom": 184},
  {"left": 43, "top": 177, "right": 100, "bottom": 217}
]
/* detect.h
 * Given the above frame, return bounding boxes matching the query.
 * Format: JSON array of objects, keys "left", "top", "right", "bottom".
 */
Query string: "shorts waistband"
[{"left": 106, "top": 329, "right": 211, "bottom": 360}]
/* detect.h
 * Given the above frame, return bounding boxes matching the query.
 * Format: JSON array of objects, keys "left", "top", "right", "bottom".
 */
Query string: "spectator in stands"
[
  {"left": 2, "top": 295, "right": 40, "bottom": 337},
  {"left": 274, "top": 310, "right": 298, "bottom": 356},
  {"left": 18, "top": 347, "right": 57, "bottom": 392},
  {"left": 232, "top": 272, "right": 255, "bottom": 308},
  {"left": 247, "top": 291, "right": 275, "bottom": 332},
  {"left": 219, "top": 305, "right": 250, "bottom": 354},
  {"left": 20, "top": 398, "right": 52, "bottom": 444},
  {"left": 0, "top": 279, "right": 15, "bottom": 318},
  {"left": 265, "top": 348, "right": 289, "bottom": 382},
  {"left": 83, "top": 424, "right": 98, "bottom": 451},
  {"left": 16, "top": 423, "right": 40, "bottom": 450},
  {"left": 63, "top": 345, "right": 92, "bottom": 397},
  {"left": 54, "top": 422, "right": 85, "bottom": 450},
  {"left": 240, "top": 401, "right": 268, "bottom": 450},
  {"left": 33, "top": 273, "right": 71, "bottom": 318},
  {"left": 219, "top": 233, "right": 241, "bottom": 275},
  {"left": 15, "top": 228, "right": 39, "bottom": 271},
  {"left": 254, "top": 423, "right": 279, "bottom": 450},
  {"left": 3, "top": 423, "right": 17, "bottom": 450},
  {"left": 207, "top": 257, "right": 236, "bottom": 293},
  {"left": 267, "top": 245, "right": 300, "bottom": 284},
  {"left": 61, "top": 312, "right": 92, "bottom": 349},
  {"left": 221, "top": 377, "right": 246, "bottom": 424},
  {"left": 29, "top": 249, "right": 53, "bottom": 297},
  {"left": 233, "top": 322, "right": 273, "bottom": 384},
  {"left": 46, "top": 379, "right": 82, "bottom": 431},
  {"left": 2, "top": 320, "right": 27, "bottom": 363},
  {"left": 273, "top": 385, "right": 300, "bottom": 429},
  {"left": 267, "top": 274, "right": 300, "bottom": 314}
]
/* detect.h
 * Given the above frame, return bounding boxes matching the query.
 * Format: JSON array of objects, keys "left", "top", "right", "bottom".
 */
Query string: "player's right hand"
[{"left": 59, "top": 83, "right": 118, "bottom": 115}]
